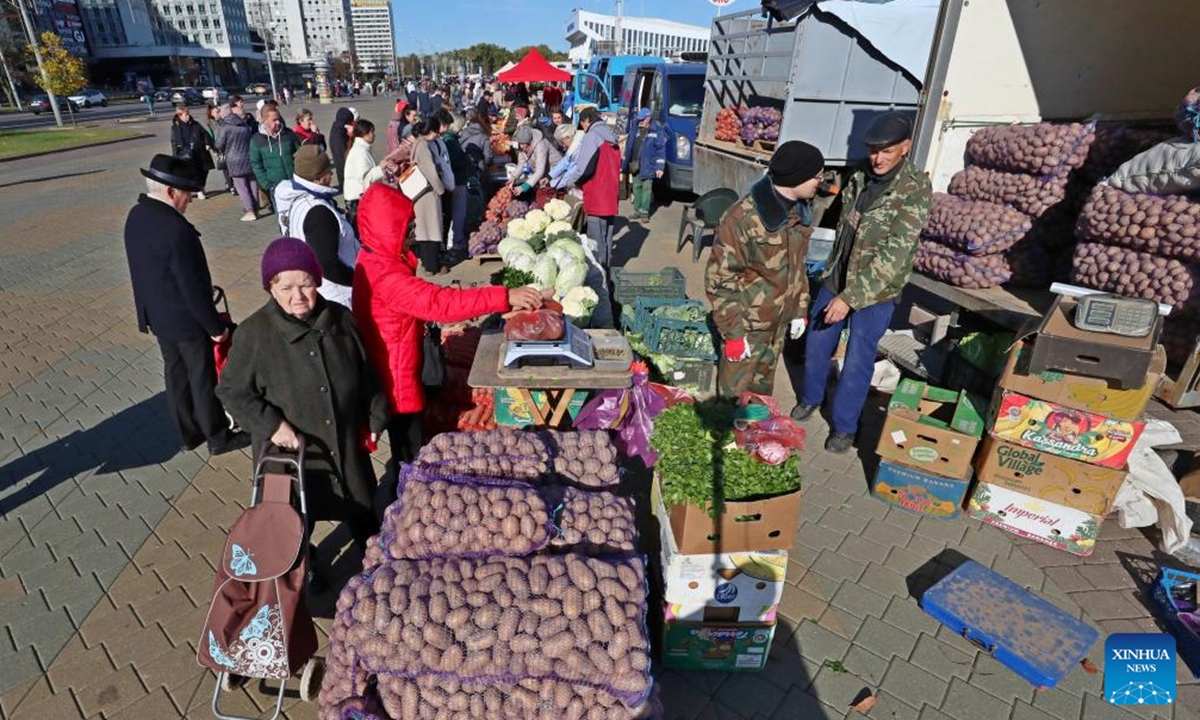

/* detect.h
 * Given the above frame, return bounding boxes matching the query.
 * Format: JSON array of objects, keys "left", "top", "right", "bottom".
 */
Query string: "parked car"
[
  {"left": 28, "top": 94, "right": 80, "bottom": 115},
  {"left": 245, "top": 82, "right": 271, "bottom": 95},
  {"left": 202, "top": 86, "right": 229, "bottom": 103},
  {"left": 153, "top": 89, "right": 172, "bottom": 103},
  {"left": 67, "top": 88, "right": 108, "bottom": 107},
  {"left": 169, "top": 87, "right": 206, "bottom": 106}
]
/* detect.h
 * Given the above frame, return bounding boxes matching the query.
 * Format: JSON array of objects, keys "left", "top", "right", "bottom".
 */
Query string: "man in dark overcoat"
[{"left": 124, "top": 154, "right": 249, "bottom": 455}]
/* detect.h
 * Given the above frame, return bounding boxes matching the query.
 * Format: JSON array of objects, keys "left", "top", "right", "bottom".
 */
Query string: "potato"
[
  {"left": 922, "top": 194, "right": 1032, "bottom": 256},
  {"left": 1076, "top": 184, "right": 1200, "bottom": 262},
  {"left": 965, "top": 122, "right": 1095, "bottom": 176},
  {"left": 1070, "top": 241, "right": 1200, "bottom": 309}
]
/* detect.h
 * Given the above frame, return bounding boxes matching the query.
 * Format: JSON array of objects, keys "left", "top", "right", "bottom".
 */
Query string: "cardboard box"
[
  {"left": 654, "top": 473, "right": 802, "bottom": 555},
  {"left": 967, "top": 482, "right": 1101, "bottom": 556},
  {"left": 870, "top": 460, "right": 971, "bottom": 519},
  {"left": 999, "top": 341, "right": 1165, "bottom": 422},
  {"left": 1027, "top": 296, "right": 1161, "bottom": 389},
  {"left": 657, "top": 491, "right": 788, "bottom": 620},
  {"left": 989, "top": 390, "right": 1144, "bottom": 469},
  {"left": 975, "top": 437, "right": 1127, "bottom": 515},
  {"left": 664, "top": 602, "right": 778, "bottom": 624},
  {"left": 493, "top": 388, "right": 586, "bottom": 427},
  {"left": 660, "top": 618, "right": 776, "bottom": 672},
  {"left": 876, "top": 379, "right": 986, "bottom": 481}
]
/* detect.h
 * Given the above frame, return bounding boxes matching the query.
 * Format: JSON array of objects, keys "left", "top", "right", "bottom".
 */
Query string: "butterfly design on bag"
[
  {"left": 240, "top": 604, "right": 272, "bottom": 643},
  {"left": 208, "top": 631, "right": 235, "bottom": 669},
  {"left": 229, "top": 543, "right": 257, "bottom": 576}
]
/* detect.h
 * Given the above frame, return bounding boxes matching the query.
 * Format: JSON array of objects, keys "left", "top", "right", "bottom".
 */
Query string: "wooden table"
[{"left": 468, "top": 329, "right": 633, "bottom": 429}]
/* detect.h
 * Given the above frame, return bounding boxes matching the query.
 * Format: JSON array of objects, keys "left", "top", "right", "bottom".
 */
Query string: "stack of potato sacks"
[
  {"left": 1072, "top": 88, "right": 1200, "bottom": 368},
  {"left": 917, "top": 122, "right": 1097, "bottom": 288},
  {"left": 319, "top": 429, "right": 660, "bottom": 720}
]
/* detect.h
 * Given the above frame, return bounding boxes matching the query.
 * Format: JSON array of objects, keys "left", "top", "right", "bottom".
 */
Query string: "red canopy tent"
[{"left": 497, "top": 49, "right": 572, "bottom": 83}]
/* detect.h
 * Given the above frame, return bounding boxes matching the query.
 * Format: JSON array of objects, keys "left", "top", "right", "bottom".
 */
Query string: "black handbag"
[{"left": 421, "top": 324, "right": 445, "bottom": 388}]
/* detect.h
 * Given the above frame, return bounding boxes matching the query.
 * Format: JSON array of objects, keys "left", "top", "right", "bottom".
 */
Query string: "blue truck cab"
[
  {"left": 573, "top": 55, "right": 662, "bottom": 120},
  {"left": 616, "top": 62, "right": 705, "bottom": 193}
]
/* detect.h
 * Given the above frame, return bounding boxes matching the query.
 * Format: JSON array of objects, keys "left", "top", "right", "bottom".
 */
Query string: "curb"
[{"left": 0, "top": 132, "right": 155, "bottom": 163}]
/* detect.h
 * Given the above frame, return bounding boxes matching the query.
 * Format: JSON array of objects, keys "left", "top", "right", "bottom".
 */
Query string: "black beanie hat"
[{"left": 768, "top": 141, "right": 825, "bottom": 188}]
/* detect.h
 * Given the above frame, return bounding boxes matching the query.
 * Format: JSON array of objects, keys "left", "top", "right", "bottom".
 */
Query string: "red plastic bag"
[
  {"left": 733, "top": 392, "right": 806, "bottom": 465},
  {"left": 504, "top": 309, "right": 565, "bottom": 342}
]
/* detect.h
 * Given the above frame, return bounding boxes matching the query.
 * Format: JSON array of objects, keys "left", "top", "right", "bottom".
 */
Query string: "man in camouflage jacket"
[
  {"left": 706, "top": 141, "right": 825, "bottom": 397},
  {"left": 793, "top": 112, "right": 932, "bottom": 453}
]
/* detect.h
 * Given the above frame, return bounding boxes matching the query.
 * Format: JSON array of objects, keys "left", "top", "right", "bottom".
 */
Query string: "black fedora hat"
[{"left": 140, "top": 154, "right": 205, "bottom": 192}]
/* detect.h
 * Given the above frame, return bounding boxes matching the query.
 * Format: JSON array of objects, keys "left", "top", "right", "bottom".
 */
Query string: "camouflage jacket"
[
  {"left": 822, "top": 158, "right": 932, "bottom": 309},
  {"left": 706, "top": 177, "right": 812, "bottom": 340}
]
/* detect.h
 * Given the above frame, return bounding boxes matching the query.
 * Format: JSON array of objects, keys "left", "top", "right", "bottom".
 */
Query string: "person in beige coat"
[{"left": 409, "top": 117, "right": 446, "bottom": 274}]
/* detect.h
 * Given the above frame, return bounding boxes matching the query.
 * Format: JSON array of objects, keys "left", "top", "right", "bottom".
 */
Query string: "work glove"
[
  {"left": 723, "top": 337, "right": 751, "bottom": 362},
  {"left": 789, "top": 318, "right": 808, "bottom": 340}
]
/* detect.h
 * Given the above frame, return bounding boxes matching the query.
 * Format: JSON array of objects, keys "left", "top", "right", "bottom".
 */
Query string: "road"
[{"left": 0, "top": 102, "right": 154, "bottom": 131}]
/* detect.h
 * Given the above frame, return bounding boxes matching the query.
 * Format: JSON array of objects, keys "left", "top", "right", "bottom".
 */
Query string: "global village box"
[
  {"left": 870, "top": 459, "right": 971, "bottom": 519},
  {"left": 876, "top": 379, "right": 987, "bottom": 481},
  {"left": 660, "top": 618, "right": 777, "bottom": 672},
  {"left": 975, "top": 436, "right": 1127, "bottom": 515},
  {"left": 999, "top": 341, "right": 1165, "bottom": 422},
  {"left": 967, "top": 482, "right": 1102, "bottom": 556},
  {"left": 989, "top": 390, "right": 1145, "bottom": 469},
  {"left": 657, "top": 489, "right": 788, "bottom": 623}
]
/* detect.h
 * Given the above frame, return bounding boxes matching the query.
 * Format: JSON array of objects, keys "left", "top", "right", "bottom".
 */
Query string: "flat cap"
[{"left": 864, "top": 111, "right": 914, "bottom": 147}]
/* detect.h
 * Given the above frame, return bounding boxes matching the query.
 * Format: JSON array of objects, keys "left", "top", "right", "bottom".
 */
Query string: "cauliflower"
[
  {"left": 506, "top": 217, "right": 534, "bottom": 241},
  {"left": 524, "top": 209, "right": 551, "bottom": 232},
  {"left": 544, "top": 198, "right": 572, "bottom": 221},
  {"left": 561, "top": 286, "right": 600, "bottom": 324},
  {"left": 545, "top": 220, "right": 573, "bottom": 236}
]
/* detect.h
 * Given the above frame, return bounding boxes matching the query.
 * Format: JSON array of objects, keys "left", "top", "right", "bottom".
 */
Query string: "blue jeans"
[{"left": 801, "top": 285, "right": 894, "bottom": 435}]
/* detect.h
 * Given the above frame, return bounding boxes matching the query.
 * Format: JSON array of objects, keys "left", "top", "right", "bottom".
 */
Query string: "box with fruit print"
[
  {"left": 967, "top": 482, "right": 1101, "bottom": 556},
  {"left": 870, "top": 459, "right": 971, "bottom": 519},
  {"left": 988, "top": 390, "right": 1144, "bottom": 469}
]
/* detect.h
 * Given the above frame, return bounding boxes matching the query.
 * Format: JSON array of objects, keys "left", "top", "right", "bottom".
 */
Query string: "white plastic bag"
[{"left": 1112, "top": 418, "right": 1194, "bottom": 553}]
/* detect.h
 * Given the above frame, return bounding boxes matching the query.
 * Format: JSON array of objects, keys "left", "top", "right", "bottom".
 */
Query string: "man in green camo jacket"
[
  {"left": 793, "top": 112, "right": 933, "bottom": 454},
  {"left": 706, "top": 141, "right": 825, "bottom": 398}
]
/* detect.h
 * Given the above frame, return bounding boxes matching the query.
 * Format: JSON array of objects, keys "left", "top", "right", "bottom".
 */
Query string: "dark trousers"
[
  {"left": 414, "top": 242, "right": 440, "bottom": 274},
  {"left": 158, "top": 336, "right": 227, "bottom": 449},
  {"left": 386, "top": 412, "right": 423, "bottom": 466},
  {"left": 801, "top": 285, "right": 895, "bottom": 435}
]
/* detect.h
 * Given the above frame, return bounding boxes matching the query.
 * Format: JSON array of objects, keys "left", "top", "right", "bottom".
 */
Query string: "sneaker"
[
  {"left": 825, "top": 432, "right": 855, "bottom": 454},
  {"left": 240, "top": 211, "right": 257, "bottom": 222},
  {"left": 790, "top": 403, "right": 819, "bottom": 422},
  {"left": 197, "top": 191, "right": 207, "bottom": 200},
  {"left": 208, "top": 430, "right": 251, "bottom": 456}
]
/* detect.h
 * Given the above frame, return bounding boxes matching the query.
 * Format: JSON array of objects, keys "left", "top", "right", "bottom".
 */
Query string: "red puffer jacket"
[
  {"left": 581, "top": 141, "right": 621, "bottom": 217},
  {"left": 353, "top": 184, "right": 510, "bottom": 414}
]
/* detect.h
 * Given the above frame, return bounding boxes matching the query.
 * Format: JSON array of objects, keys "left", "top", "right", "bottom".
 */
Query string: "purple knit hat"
[{"left": 261, "top": 237, "right": 323, "bottom": 290}]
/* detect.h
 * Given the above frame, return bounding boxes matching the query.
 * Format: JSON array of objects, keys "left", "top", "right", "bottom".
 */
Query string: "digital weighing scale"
[{"left": 502, "top": 322, "right": 596, "bottom": 369}]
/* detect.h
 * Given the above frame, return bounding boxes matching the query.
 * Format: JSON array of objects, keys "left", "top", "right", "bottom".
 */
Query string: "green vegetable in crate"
[
  {"left": 658, "top": 326, "right": 714, "bottom": 355},
  {"left": 653, "top": 303, "right": 708, "bottom": 323},
  {"left": 650, "top": 399, "right": 801, "bottom": 515}
]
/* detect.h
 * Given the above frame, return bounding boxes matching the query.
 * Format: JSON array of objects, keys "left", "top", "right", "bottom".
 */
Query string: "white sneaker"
[
  {"left": 240, "top": 211, "right": 257, "bottom": 222},
  {"left": 197, "top": 191, "right": 207, "bottom": 200}
]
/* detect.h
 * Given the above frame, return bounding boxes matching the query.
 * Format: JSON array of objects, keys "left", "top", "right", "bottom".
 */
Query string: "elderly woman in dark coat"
[{"left": 217, "top": 237, "right": 389, "bottom": 557}]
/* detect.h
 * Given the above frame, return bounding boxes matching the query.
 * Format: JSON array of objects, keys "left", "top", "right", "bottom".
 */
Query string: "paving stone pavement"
[{"left": 0, "top": 96, "right": 1197, "bottom": 720}]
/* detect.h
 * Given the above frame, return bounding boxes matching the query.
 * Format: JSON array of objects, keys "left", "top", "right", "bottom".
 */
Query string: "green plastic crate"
[
  {"left": 659, "top": 358, "right": 715, "bottom": 395},
  {"left": 611, "top": 267, "right": 687, "bottom": 305},
  {"left": 621, "top": 298, "right": 707, "bottom": 336},
  {"left": 648, "top": 316, "right": 719, "bottom": 361}
]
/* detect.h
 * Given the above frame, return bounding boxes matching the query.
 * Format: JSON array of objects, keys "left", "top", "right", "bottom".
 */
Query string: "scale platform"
[{"left": 503, "top": 322, "right": 596, "bottom": 369}]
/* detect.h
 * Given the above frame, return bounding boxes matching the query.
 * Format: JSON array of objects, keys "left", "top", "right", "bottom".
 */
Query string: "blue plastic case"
[{"left": 920, "top": 561, "right": 1099, "bottom": 687}]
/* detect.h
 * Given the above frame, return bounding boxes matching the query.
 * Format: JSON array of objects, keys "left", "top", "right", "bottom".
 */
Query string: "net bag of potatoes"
[
  {"left": 415, "top": 429, "right": 621, "bottom": 488},
  {"left": 322, "top": 555, "right": 653, "bottom": 710},
  {"left": 915, "top": 239, "right": 1013, "bottom": 289},
  {"left": 1070, "top": 241, "right": 1200, "bottom": 310},
  {"left": 375, "top": 464, "right": 637, "bottom": 560},
  {"left": 920, "top": 193, "right": 1033, "bottom": 256},
  {"left": 1075, "top": 184, "right": 1200, "bottom": 263}
]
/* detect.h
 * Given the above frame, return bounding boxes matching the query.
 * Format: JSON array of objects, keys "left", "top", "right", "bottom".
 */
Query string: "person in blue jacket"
[{"left": 623, "top": 108, "right": 666, "bottom": 220}]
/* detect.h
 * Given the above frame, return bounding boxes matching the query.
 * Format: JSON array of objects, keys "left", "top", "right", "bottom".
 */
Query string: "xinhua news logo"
[{"left": 1104, "top": 633, "right": 1176, "bottom": 706}]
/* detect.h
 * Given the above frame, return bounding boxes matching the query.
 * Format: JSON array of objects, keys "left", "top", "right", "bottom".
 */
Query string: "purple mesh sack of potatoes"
[
  {"left": 915, "top": 239, "right": 1012, "bottom": 289},
  {"left": 920, "top": 194, "right": 1032, "bottom": 256},
  {"left": 1074, "top": 184, "right": 1200, "bottom": 263},
  {"left": 1070, "top": 241, "right": 1200, "bottom": 310},
  {"left": 965, "top": 122, "right": 1096, "bottom": 177},
  {"left": 947, "top": 165, "right": 1069, "bottom": 217}
]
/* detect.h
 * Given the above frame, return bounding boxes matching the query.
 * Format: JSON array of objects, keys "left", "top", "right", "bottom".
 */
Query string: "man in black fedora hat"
[{"left": 124, "top": 154, "right": 249, "bottom": 455}]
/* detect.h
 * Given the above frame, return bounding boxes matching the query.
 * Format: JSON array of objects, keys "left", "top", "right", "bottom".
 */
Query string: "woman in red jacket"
[{"left": 353, "top": 183, "right": 541, "bottom": 463}]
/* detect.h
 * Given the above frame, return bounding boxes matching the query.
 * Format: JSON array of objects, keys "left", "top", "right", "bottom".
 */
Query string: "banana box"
[
  {"left": 999, "top": 342, "right": 1165, "bottom": 422},
  {"left": 657, "top": 485, "right": 788, "bottom": 622},
  {"left": 871, "top": 460, "right": 972, "bottom": 519},
  {"left": 661, "top": 617, "right": 777, "bottom": 672},
  {"left": 989, "top": 390, "right": 1144, "bottom": 469},
  {"left": 967, "top": 482, "right": 1102, "bottom": 557},
  {"left": 975, "top": 437, "right": 1127, "bottom": 515},
  {"left": 876, "top": 379, "right": 986, "bottom": 481}
]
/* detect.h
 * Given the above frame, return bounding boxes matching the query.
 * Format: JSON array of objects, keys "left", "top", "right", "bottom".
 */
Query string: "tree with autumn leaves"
[{"left": 33, "top": 31, "right": 87, "bottom": 126}]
